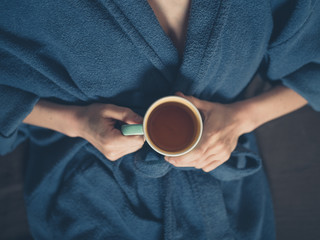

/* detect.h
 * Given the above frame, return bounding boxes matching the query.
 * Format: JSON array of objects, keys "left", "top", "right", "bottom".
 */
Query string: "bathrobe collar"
[{"left": 103, "top": 0, "right": 222, "bottom": 87}]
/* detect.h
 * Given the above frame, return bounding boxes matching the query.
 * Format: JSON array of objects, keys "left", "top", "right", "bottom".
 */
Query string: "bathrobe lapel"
[
  {"left": 177, "top": 0, "right": 223, "bottom": 94},
  {"left": 102, "top": 0, "right": 223, "bottom": 92},
  {"left": 102, "top": 0, "right": 179, "bottom": 84}
]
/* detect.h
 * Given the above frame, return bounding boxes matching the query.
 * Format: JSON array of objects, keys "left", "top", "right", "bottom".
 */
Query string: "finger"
[
  {"left": 175, "top": 92, "right": 206, "bottom": 110},
  {"left": 106, "top": 143, "right": 143, "bottom": 161},
  {"left": 104, "top": 149, "right": 125, "bottom": 161},
  {"left": 202, "top": 159, "right": 224, "bottom": 172},
  {"left": 195, "top": 150, "right": 229, "bottom": 169},
  {"left": 165, "top": 147, "right": 203, "bottom": 165},
  {"left": 120, "top": 137, "right": 146, "bottom": 155},
  {"left": 165, "top": 155, "right": 194, "bottom": 165},
  {"left": 106, "top": 128, "right": 144, "bottom": 149},
  {"left": 103, "top": 104, "right": 143, "bottom": 124},
  {"left": 112, "top": 130, "right": 145, "bottom": 147},
  {"left": 103, "top": 132, "right": 145, "bottom": 161},
  {"left": 166, "top": 158, "right": 198, "bottom": 168},
  {"left": 194, "top": 153, "right": 218, "bottom": 169}
]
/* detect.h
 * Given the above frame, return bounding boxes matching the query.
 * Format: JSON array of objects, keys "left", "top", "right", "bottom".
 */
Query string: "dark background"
[{"left": 1, "top": 75, "right": 320, "bottom": 239}]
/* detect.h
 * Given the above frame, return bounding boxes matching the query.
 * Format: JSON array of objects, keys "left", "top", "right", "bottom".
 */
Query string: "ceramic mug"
[{"left": 121, "top": 96, "right": 203, "bottom": 157}]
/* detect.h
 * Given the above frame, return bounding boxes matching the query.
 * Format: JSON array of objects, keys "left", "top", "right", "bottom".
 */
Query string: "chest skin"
[{"left": 147, "top": 0, "right": 191, "bottom": 57}]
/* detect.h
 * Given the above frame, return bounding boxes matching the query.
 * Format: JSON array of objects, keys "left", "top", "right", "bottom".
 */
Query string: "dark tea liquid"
[{"left": 147, "top": 102, "right": 198, "bottom": 152}]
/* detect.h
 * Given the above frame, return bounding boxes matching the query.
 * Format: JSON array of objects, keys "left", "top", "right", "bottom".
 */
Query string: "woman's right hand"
[
  {"left": 76, "top": 103, "right": 145, "bottom": 161},
  {"left": 24, "top": 100, "right": 145, "bottom": 161}
]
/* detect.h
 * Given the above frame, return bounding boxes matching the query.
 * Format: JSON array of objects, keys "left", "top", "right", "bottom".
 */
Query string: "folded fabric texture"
[
  {"left": 133, "top": 133, "right": 261, "bottom": 181},
  {"left": 262, "top": 0, "right": 320, "bottom": 111},
  {"left": 1, "top": 0, "right": 319, "bottom": 239},
  {"left": 0, "top": 85, "right": 39, "bottom": 155}
]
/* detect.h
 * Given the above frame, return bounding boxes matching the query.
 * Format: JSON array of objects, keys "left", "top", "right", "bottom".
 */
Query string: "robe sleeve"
[
  {"left": 0, "top": 85, "right": 39, "bottom": 155},
  {"left": 263, "top": 0, "right": 320, "bottom": 111},
  {"left": 0, "top": 48, "right": 39, "bottom": 155}
]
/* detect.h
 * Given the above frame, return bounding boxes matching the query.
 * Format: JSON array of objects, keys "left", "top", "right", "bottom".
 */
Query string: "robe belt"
[
  {"left": 85, "top": 133, "right": 261, "bottom": 238},
  {"left": 163, "top": 168, "right": 235, "bottom": 239},
  {"left": 133, "top": 133, "right": 261, "bottom": 181}
]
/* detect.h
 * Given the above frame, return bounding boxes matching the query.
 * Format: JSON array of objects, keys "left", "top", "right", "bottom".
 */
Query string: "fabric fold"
[
  {"left": 0, "top": 85, "right": 39, "bottom": 155},
  {"left": 131, "top": 133, "right": 261, "bottom": 181},
  {"left": 264, "top": 0, "right": 320, "bottom": 111},
  {"left": 209, "top": 134, "right": 262, "bottom": 181}
]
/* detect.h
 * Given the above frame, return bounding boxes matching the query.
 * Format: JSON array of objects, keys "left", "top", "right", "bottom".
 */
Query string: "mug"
[{"left": 121, "top": 96, "right": 203, "bottom": 157}]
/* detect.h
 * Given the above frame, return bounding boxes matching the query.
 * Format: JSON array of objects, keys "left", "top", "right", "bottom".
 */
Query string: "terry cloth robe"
[{"left": 1, "top": 0, "right": 320, "bottom": 239}]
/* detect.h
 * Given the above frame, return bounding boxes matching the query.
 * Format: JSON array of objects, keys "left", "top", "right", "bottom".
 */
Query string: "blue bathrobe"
[{"left": 1, "top": 0, "right": 319, "bottom": 239}]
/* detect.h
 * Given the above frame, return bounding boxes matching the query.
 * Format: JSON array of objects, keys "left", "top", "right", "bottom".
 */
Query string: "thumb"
[
  {"left": 175, "top": 92, "right": 205, "bottom": 110},
  {"left": 103, "top": 104, "right": 143, "bottom": 124}
]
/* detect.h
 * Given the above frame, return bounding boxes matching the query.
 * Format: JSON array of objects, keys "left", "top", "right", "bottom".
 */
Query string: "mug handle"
[{"left": 121, "top": 124, "right": 144, "bottom": 136}]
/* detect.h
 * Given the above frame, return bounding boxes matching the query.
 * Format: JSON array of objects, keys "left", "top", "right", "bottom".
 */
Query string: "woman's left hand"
[{"left": 165, "top": 92, "right": 252, "bottom": 172}]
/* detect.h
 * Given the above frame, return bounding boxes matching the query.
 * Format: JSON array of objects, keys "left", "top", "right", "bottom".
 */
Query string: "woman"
[{"left": 1, "top": 0, "right": 319, "bottom": 239}]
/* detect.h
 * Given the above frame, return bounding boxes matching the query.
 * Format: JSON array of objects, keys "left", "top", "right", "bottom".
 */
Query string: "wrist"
[
  {"left": 65, "top": 105, "right": 86, "bottom": 138},
  {"left": 230, "top": 100, "right": 259, "bottom": 135},
  {"left": 23, "top": 100, "right": 84, "bottom": 138},
  {"left": 38, "top": 101, "right": 85, "bottom": 138}
]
